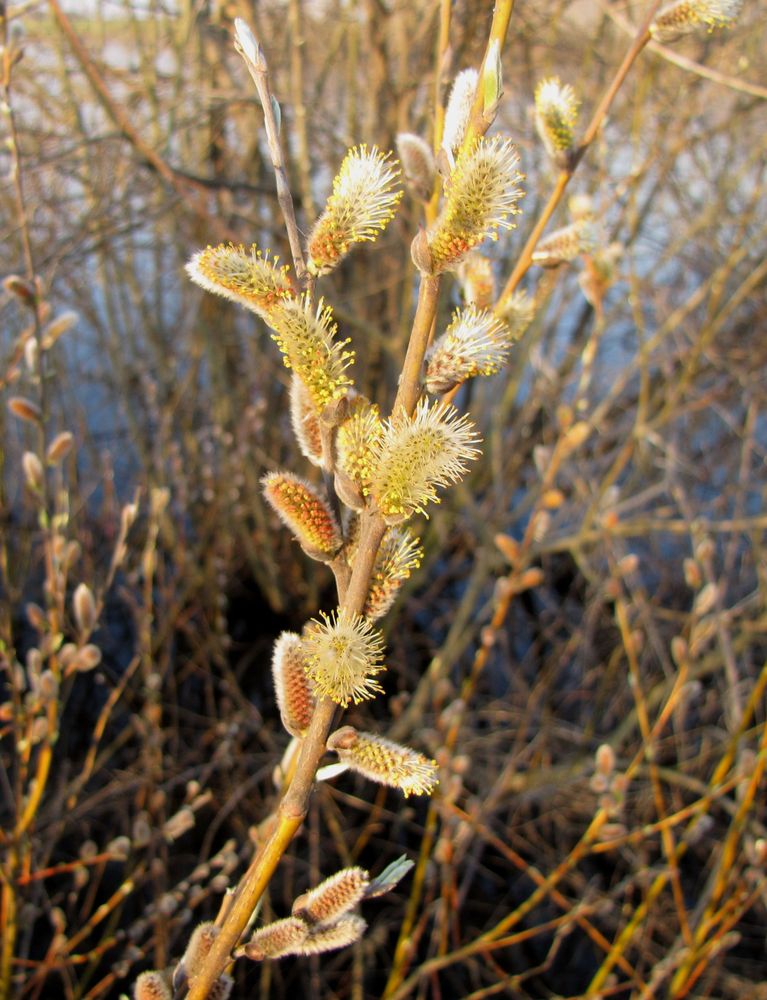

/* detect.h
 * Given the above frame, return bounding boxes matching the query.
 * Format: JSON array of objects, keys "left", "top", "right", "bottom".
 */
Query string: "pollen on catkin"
[
  {"left": 650, "top": 0, "right": 743, "bottom": 41},
  {"left": 424, "top": 136, "right": 523, "bottom": 274},
  {"left": 292, "top": 867, "right": 370, "bottom": 925},
  {"left": 289, "top": 374, "right": 324, "bottom": 468},
  {"left": 327, "top": 727, "right": 439, "bottom": 797},
  {"left": 272, "top": 632, "right": 316, "bottom": 737},
  {"left": 303, "top": 609, "right": 386, "bottom": 706},
  {"left": 424, "top": 305, "right": 512, "bottom": 394},
  {"left": 442, "top": 68, "right": 479, "bottom": 155},
  {"left": 263, "top": 294, "right": 354, "bottom": 409},
  {"left": 308, "top": 146, "right": 402, "bottom": 275},
  {"left": 363, "top": 527, "right": 423, "bottom": 622},
  {"left": 370, "top": 398, "right": 481, "bottom": 523},
  {"left": 262, "top": 471, "right": 342, "bottom": 559},
  {"left": 336, "top": 396, "right": 384, "bottom": 500},
  {"left": 534, "top": 78, "right": 580, "bottom": 165},
  {"left": 185, "top": 244, "right": 295, "bottom": 315}
]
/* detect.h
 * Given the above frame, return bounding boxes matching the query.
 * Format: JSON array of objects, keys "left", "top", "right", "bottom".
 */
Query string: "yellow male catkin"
[
  {"left": 327, "top": 727, "right": 439, "bottom": 797},
  {"left": 650, "top": 0, "right": 743, "bottom": 41},
  {"left": 534, "top": 78, "right": 580, "bottom": 165},
  {"left": 424, "top": 306, "right": 512, "bottom": 394},
  {"left": 302, "top": 610, "right": 386, "bottom": 707},
  {"left": 263, "top": 295, "right": 354, "bottom": 410},
  {"left": 185, "top": 244, "right": 294, "bottom": 315},
  {"left": 363, "top": 528, "right": 423, "bottom": 622},
  {"left": 370, "top": 399, "right": 481, "bottom": 523},
  {"left": 422, "top": 136, "right": 523, "bottom": 275},
  {"left": 335, "top": 396, "right": 384, "bottom": 506},
  {"left": 308, "top": 146, "right": 402, "bottom": 275}
]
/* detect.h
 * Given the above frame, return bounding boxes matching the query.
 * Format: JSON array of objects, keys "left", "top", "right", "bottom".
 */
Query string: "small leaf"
[
  {"left": 316, "top": 762, "right": 350, "bottom": 782},
  {"left": 365, "top": 855, "right": 415, "bottom": 898}
]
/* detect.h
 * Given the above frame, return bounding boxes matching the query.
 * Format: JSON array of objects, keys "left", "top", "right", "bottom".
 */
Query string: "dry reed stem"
[
  {"left": 613, "top": 588, "right": 694, "bottom": 946},
  {"left": 446, "top": 802, "right": 642, "bottom": 985}
]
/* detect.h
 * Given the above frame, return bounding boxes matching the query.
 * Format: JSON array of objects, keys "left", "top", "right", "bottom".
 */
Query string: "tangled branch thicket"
[{"left": 1, "top": 1, "right": 766, "bottom": 998}]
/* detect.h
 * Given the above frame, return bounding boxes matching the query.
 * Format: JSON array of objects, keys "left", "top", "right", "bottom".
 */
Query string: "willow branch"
[{"left": 496, "top": 0, "right": 662, "bottom": 302}]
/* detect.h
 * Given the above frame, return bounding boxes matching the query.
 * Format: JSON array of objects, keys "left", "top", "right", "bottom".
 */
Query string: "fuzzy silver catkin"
[
  {"left": 289, "top": 374, "right": 324, "bottom": 467},
  {"left": 242, "top": 917, "right": 309, "bottom": 960},
  {"left": 442, "top": 69, "right": 479, "bottom": 154},
  {"left": 307, "top": 146, "right": 402, "bottom": 275},
  {"left": 134, "top": 971, "right": 172, "bottom": 1000},
  {"left": 292, "top": 867, "right": 370, "bottom": 925},
  {"left": 370, "top": 399, "right": 481, "bottom": 523},
  {"left": 296, "top": 914, "right": 367, "bottom": 955}
]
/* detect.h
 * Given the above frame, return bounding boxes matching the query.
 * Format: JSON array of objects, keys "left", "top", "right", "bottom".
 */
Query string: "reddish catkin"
[
  {"left": 271, "top": 632, "right": 316, "bottom": 737},
  {"left": 262, "top": 471, "right": 343, "bottom": 559}
]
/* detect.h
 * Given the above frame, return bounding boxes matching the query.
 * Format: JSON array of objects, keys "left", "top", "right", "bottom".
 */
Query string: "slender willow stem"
[
  {"left": 185, "top": 513, "right": 387, "bottom": 999},
  {"left": 392, "top": 274, "right": 441, "bottom": 416}
]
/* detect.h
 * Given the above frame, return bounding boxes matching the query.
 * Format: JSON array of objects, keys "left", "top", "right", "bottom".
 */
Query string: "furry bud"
[
  {"left": 292, "top": 867, "right": 370, "bottom": 925},
  {"left": 272, "top": 632, "right": 316, "bottom": 737},
  {"left": 262, "top": 472, "right": 343, "bottom": 560}
]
